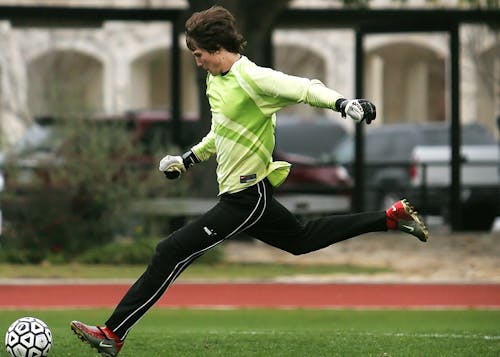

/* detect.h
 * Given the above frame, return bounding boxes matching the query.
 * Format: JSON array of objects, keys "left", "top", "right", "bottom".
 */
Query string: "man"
[{"left": 71, "top": 5, "right": 428, "bottom": 356}]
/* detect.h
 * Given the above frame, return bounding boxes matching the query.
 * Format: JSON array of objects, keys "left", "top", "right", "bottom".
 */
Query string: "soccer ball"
[{"left": 5, "top": 317, "right": 52, "bottom": 357}]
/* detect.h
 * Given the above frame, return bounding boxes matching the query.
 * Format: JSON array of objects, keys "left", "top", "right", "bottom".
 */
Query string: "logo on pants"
[{"left": 203, "top": 226, "right": 218, "bottom": 237}]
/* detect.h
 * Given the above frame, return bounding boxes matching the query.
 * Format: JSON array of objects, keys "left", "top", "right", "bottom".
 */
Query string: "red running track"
[{"left": 0, "top": 283, "right": 499, "bottom": 309}]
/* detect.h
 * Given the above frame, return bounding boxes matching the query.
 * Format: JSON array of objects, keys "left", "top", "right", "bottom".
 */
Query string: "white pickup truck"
[
  {"left": 410, "top": 145, "right": 499, "bottom": 230},
  {"left": 333, "top": 122, "right": 499, "bottom": 230}
]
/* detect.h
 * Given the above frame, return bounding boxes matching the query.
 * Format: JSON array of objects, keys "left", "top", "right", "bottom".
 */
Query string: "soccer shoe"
[
  {"left": 70, "top": 321, "right": 123, "bottom": 357},
  {"left": 386, "top": 199, "right": 429, "bottom": 242}
]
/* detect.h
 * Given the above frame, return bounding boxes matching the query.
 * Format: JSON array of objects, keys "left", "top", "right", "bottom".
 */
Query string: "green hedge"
[
  {"left": 77, "top": 238, "right": 223, "bottom": 265},
  {"left": 1, "top": 117, "right": 191, "bottom": 262}
]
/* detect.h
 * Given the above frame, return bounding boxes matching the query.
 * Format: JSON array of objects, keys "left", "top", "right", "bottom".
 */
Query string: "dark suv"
[
  {"left": 273, "top": 115, "right": 352, "bottom": 194},
  {"left": 334, "top": 122, "right": 498, "bottom": 230}
]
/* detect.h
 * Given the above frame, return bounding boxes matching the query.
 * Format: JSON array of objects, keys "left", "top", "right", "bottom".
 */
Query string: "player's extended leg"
[
  {"left": 71, "top": 180, "right": 271, "bottom": 356},
  {"left": 248, "top": 196, "right": 427, "bottom": 255},
  {"left": 247, "top": 196, "right": 387, "bottom": 254}
]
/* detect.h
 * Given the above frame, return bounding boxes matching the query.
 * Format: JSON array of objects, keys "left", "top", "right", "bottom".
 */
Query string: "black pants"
[{"left": 106, "top": 179, "right": 387, "bottom": 339}]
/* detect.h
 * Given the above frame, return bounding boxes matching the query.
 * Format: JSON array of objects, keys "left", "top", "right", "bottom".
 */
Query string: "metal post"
[
  {"left": 170, "top": 17, "right": 182, "bottom": 147},
  {"left": 449, "top": 24, "right": 462, "bottom": 231},
  {"left": 264, "top": 29, "right": 274, "bottom": 68},
  {"left": 353, "top": 29, "right": 365, "bottom": 212}
]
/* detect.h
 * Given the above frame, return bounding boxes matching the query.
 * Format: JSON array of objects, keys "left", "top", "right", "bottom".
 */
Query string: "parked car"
[
  {"left": 273, "top": 115, "right": 352, "bottom": 194},
  {"left": 0, "top": 119, "right": 62, "bottom": 188},
  {"left": 410, "top": 144, "right": 499, "bottom": 230},
  {"left": 333, "top": 122, "right": 499, "bottom": 230},
  {"left": 1, "top": 111, "right": 200, "bottom": 190}
]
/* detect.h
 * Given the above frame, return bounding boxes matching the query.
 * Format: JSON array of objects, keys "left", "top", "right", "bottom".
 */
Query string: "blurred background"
[{"left": 0, "top": 0, "right": 498, "bottom": 268}]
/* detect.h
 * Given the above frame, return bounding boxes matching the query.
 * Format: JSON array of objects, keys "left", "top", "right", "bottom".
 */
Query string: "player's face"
[{"left": 191, "top": 47, "right": 223, "bottom": 75}]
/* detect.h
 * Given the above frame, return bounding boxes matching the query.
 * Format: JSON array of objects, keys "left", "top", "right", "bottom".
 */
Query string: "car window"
[
  {"left": 275, "top": 118, "right": 347, "bottom": 160},
  {"left": 332, "top": 122, "right": 496, "bottom": 164},
  {"left": 365, "top": 134, "right": 390, "bottom": 161},
  {"left": 462, "top": 124, "right": 496, "bottom": 145},
  {"left": 11, "top": 124, "right": 54, "bottom": 154},
  {"left": 368, "top": 133, "right": 416, "bottom": 162},
  {"left": 421, "top": 124, "right": 496, "bottom": 145},
  {"left": 333, "top": 138, "right": 353, "bottom": 164},
  {"left": 421, "top": 128, "right": 449, "bottom": 145}
]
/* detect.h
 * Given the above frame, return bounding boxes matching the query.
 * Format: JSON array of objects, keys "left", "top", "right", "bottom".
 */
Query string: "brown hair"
[{"left": 185, "top": 5, "right": 246, "bottom": 54}]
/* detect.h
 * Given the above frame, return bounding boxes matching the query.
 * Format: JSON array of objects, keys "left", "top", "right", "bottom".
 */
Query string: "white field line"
[{"left": 201, "top": 330, "right": 500, "bottom": 340}]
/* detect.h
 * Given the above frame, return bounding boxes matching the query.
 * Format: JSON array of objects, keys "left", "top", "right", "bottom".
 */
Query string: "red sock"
[
  {"left": 385, "top": 211, "right": 397, "bottom": 230},
  {"left": 102, "top": 326, "right": 121, "bottom": 341}
]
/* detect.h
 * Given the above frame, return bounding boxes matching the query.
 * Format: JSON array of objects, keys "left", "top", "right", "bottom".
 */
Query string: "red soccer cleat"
[
  {"left": 71, "top": 321, "right": 124, "bottom": 357},
  {"left": 386, "top": 199, "right": 429, "bottom": 242}
]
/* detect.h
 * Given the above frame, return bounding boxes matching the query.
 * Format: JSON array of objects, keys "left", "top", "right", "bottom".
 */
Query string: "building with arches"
[{"left": 0, "top": 1, "right": 498, "bottom": 147}]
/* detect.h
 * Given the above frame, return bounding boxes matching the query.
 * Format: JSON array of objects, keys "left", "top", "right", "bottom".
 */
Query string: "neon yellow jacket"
[{"left": 191, "top": 56, "right": 344, "bottom": 195}]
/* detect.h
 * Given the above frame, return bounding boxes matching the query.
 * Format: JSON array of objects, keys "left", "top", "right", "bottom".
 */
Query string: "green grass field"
[{"left": 1, "top": 309, "right": 499, "bottom": 356}]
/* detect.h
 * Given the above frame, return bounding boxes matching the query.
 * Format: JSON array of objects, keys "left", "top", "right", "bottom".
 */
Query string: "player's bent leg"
[
  {"left": 386, "top": 198, "right": 429, "bottom": 242},
  {"left": 248, "top": 197, "right": 388, "bottom": 255},
  {"left": 103, "top": 181, "right": 271, "bottom": 339},
  {"left": 105, "top": 227, "right": 223, "bottom": 339},
  {"left": 71, "top": 321, "right": 123, "bottom": 357},
  {"left": 73, "top": 180, "right": 270, "bottom": 345}
]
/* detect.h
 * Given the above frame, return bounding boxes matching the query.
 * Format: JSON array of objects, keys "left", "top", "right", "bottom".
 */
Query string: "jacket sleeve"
[
  {"left": 243, "top": 63, "right": 345, "bottom": 111},
  {"left": 190, "top": 121, "right": 216, "bottom": 162}
]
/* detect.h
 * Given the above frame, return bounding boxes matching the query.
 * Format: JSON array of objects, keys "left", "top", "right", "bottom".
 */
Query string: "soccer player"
[{"left": 71, "top": 5, "right": 428, "bottom": 356}]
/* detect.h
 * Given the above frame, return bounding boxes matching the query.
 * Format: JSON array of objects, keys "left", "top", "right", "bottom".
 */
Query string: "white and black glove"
[
  {"left": 159, "top": 150, "right": 199, "bottom": 180},
  {"left": 336, "top": 98, "right": 376, "bottom": 124}
]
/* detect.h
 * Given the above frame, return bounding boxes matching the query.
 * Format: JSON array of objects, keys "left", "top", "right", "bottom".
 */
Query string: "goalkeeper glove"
[
  {"left": 159, "top": 150, "right": 199, "bottom": 180},
  {"left": 335, "top": 98, "right": 376, "bottom": 124}
]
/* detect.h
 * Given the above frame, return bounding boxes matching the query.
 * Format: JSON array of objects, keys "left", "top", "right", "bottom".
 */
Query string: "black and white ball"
[{"left": 5, "top": 317, "right": 52, "bottom": 357}]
